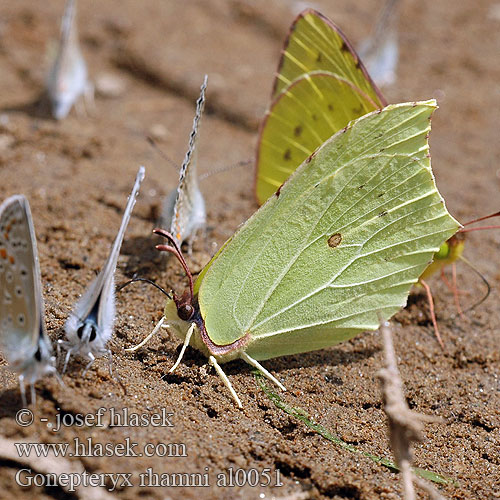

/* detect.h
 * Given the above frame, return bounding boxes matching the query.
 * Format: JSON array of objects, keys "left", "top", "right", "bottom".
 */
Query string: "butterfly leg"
[
  {"left": 125, "top": 316, "right": 165, "bottom": 352},
  {"left": 18, "top": 375, "right": 27, "bottom": 408},
  {"left": 169, "top": 323, "right": 194, "bottom": 373},
  {"left": 53, "top": 370, "right": 65, "bottom": 388},
  {"left": 61, "top": 343, "right": 75, "bottom": 374},
  {"left": 82, "top": 352, "right": 96, "bottom": 376},
  {"left": 105, "top": 349, "right": 114, "bottom": 378},
  {"left": 30, "top": 383, "right": 36, "bottom": 406},
  {"left": 419, "top": 279, "right": 444, "bottom": 350},
  {"left": 240, "top": 352, "right": 286, "bottom": 391},
  {"left": 208, "top": 356, "right": 242, "bottom": 408}
]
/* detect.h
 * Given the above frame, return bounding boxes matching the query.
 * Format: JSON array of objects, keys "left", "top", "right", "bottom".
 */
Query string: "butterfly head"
[
  {"left": 76, "top": 319, "right": 98, "bottom": 344},
  {"left": 9, "top": 333, "right": 56, "bottom": 386},
  {"left": 172, "top": 290, "right": 195, "bottom": 322},
  {"left": 434, "top": 232, "right": 466, "bottom": 263}
]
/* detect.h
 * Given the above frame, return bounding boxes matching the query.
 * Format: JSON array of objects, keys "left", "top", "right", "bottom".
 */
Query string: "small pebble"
[{"left": 95, "top": 72, "right": 127, "bottom": 98}]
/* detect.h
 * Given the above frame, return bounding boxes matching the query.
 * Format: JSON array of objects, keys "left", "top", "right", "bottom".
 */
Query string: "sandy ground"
[{"left": 0, "top": 0, "right": 499, "bottom": 499}]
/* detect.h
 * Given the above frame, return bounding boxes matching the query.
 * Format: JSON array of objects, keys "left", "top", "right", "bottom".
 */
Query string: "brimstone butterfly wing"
[
  {"left": 255, "top": 9, "right": 386, "bottom": 205},
  {"left": 154, "top": 101, "right": 459, "bottom": 406}
]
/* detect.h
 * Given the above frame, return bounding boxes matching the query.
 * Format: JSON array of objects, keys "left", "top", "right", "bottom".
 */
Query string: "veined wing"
[
  {"left": 199, "top": 102, "right": 459, "bottom": 359},
  {"left": 256, "top": 71, "right": 380, "bottom": 204}
]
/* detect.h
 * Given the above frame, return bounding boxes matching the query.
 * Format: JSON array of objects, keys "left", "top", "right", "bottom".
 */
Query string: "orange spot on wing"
[
  {"left": 0, "top": 248, "right": 6, "bottom": 259},
  {"left": 9, "top": 255, "right": 14, "bottom": 265}
]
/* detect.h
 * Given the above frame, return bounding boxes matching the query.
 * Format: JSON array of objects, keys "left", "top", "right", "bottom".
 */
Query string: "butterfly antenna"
[
  {"left": 116, "top": 277, "right": 172, "bottom": 299},
  {"left": 153, "top": 228, "right": 194, "bottom": 302},
  {"left": 460, "top": 210, "right": 500, "bottom": 233},
  {"left": 371, "top": 0, "right": 400, "bottom": 42},
  {"left": 198, "top": 158, "right": 252, "bottom": 181},
  {"left": 146, "top": 135, "right": 179, "bottom": 173},
  {"left": 459, "top": 255, "right": 491, "bottom": 312}
]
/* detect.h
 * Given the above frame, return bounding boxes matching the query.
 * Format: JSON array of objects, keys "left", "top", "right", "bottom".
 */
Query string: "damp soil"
[{"left": 0, "top": 1, "right": 499, "bottom": 499}]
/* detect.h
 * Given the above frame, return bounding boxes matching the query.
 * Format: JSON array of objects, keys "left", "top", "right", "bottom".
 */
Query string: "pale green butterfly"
[
  {"left": 255, "top": 8, "right": 386, "bottom": 205},
  {"left": 131, "top": 101, "right": 459, "bottom": 407}
]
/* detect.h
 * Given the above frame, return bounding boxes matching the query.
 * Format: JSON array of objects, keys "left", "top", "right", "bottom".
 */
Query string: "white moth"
[
  {"left": 358, "top": 0, "right": 400, "bottom": 88},
  {"left": 46, "top": 0, "right": 93, "bottom": 120},
  {"left": 159, "top": 76, "right": 207, "bottom": 249},
  {"left": 0, "top": 195, "right": 57, "bottom": 406},
  {"left": 61, "top": 166, "right": 145, "bottom": 373}
]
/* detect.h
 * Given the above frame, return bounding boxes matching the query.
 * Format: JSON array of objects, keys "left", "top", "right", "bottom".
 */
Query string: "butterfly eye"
[
  {"left": 178, "top": 303, "right": 194, "bottom": 321},
  {"left": 77, "top": 325, "right": 85, "bottom": 339},
  {"left": 89, "top": 326, "right": 97, "bottom": 342}
]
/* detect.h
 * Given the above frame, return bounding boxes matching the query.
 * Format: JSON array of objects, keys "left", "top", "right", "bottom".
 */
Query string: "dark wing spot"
[
  {"left": 378, "top": 210, "right": 388, "bottom": 217},
  {"left": 311, "top": 114, "right": 318, "bottom": 121},
  {"left": 328, "top": 104, "right": 334, "bottom": 111},
  {"left": 358, "top": 184, "right": 365, "bottom": 190},
  {"left": 340, "top": 41, "right": 349, "bottom": 52},
  {"left": 275, "top": 183, "right": 284, "bottom": 198},
  {"left": 283, "top": 148, "right": 292, "bottom": 161},
  {"left": 377, "top": 192, "right": 385, "bottom": 198},
  {"left": 316, "top": 52, "right": 322, "bottom": 62},
  {"left": 328, "top": 233, "right": 342, "bottom": 248},
  {"left": 294, "top": 125, "right": 303, "bottom": 137}
]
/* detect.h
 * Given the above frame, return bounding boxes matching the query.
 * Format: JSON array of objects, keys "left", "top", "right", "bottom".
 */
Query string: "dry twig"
[{"left": 378, "top": 320, "right": 446, "bottom": 500}]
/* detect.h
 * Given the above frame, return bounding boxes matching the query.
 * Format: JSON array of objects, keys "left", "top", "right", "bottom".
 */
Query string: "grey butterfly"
[
  {"left": 359, "top": 0, "right": 400, "bottom": 87},
  {"left": 0, "top": 195, "right": 57, "bottom": 406},
  {"left": 46, "top": 0, "right": 93, "bottom": 119},
  {"left": 159, "top": 76, "right": 207, "bottom": 249},
  {"left": 61, "top": 166, "right": 145, "bottom": 374}
]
